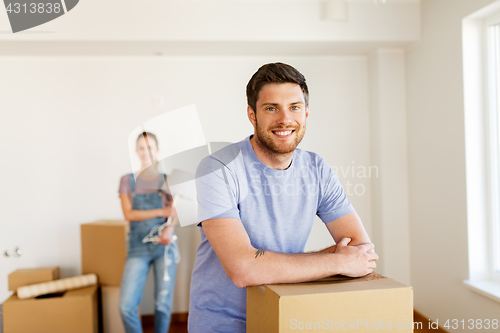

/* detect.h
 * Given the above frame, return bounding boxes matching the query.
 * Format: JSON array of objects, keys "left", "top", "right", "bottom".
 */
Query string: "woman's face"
[{"left": 136, "top": 136, "right": 158, "bottom": 165}]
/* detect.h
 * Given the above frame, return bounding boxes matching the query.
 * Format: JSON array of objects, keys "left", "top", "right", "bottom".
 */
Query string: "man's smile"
[{"left": 272, "top": 128, "right": 295, "bottom": 138}]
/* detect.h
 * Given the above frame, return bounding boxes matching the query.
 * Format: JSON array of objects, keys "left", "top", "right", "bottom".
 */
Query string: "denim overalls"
[{"left": 119, "top": 173, "right": 179, "bottom": 333}]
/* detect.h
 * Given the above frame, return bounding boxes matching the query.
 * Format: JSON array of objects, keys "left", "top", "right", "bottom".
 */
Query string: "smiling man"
[{"left": 188, "top": 63, "right": 378, "bottom": 333}]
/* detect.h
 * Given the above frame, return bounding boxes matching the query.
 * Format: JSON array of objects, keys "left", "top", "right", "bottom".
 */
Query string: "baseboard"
[
  {"left": 414, "top": 310, "right": 448, "bottom": 332},
  {"left": 141, "top": 314, "right": 155, "bottom": 326},
  {"left": 142, "top": 312, "right": 188, "bottom": 326},
  {"left": 171, "top": 312, "right": 189, "bottom": 323}
]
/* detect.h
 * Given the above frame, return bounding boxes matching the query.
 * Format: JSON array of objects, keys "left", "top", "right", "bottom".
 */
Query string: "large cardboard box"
[
  {"left": 247, "top": 273, "right": 413, "bottom": 333},
  {"left": 8, "top": 267, "right": 60, "bottom": 291},
  {"left": 81, "top": 220, "right": 128, "bottom": 286},
  {"left": 101, "top": 286, "right": 142, "bottom": 333},
  {"left": 3, "top": 285, "right": 98, "bottom": 333},
  {"left": 101, "top": 286, "right": 124, "bottom": 333}
]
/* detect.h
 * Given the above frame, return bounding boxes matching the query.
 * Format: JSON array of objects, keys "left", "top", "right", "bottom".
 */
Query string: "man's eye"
[
  {"left": 267, "top": 107, "right": 276, "bottom": 111},
  {"left": 291, "top": 106, "right": 300, "bottom": 110}
]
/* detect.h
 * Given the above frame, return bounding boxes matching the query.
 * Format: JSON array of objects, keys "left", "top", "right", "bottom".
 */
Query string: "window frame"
[
  {"left": 484, "top": 12, "right": 500, "bottom": 284},
  {"left": 462, "top": 2, "right": 500, "bottom": 304}
]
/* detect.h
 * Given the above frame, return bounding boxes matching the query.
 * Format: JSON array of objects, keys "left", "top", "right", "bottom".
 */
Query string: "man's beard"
[{"left": 254, "top": 116, "right": 306, "bottom": 155}]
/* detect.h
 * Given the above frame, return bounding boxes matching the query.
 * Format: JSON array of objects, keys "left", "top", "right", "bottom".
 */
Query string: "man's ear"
[
  {"left": 247, "top": 105, "right": 257, "bottom": 127},
  {"left": 305, "top": 104, "right": 309, "bottom": 119}
]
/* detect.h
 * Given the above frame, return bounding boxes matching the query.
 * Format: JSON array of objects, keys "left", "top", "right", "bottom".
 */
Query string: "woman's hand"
[
  {"left": 158, "top": 225, "right": 175, "bottom": 245},
  {"left": 158, "top": 205, "right": 176, "bottom": 218}
]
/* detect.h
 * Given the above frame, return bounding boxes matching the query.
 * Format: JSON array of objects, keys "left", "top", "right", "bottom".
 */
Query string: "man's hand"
[
  {"left": 316, "top": 244, "right": 337, "bottom": 254},
  {"left": 333, "top": 237, "right": 378, "bottom": 277}
]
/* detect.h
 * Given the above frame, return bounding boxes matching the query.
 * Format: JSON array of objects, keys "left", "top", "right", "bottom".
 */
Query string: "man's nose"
[{"left": 277, "top": 110, "right": 292, "bottom": 125}]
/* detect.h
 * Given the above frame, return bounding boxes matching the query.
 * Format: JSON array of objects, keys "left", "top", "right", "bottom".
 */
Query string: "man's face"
[{"left": 248, "top": 82, "right": 309, "bottom": 155}]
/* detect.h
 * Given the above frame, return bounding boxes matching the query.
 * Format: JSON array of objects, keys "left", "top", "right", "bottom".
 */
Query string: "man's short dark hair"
[{"left": 246, "top": 62, "right": 309, "bottom": 112}]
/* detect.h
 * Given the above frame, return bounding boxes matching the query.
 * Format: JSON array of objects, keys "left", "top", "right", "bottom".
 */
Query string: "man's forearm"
[
  {"left": 236, "top": 238, "right": 375, "bottom": 287},
  {"left": 312, "top": 244, "right": 336, "bottom": 254},
  {"left": 235, "top": 249, "right": 343, "bottom": 287},
  {"left": 203, "top": 216, "right": 376, "bottom": 288}
]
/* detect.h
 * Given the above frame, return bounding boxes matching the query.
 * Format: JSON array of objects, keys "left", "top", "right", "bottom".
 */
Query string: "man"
[{"left": 188, "top": 63, "right": 378, "bottom": 332}]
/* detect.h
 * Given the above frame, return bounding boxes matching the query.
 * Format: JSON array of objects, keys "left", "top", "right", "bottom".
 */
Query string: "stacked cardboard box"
[
  {"left": 2, "top": 221, "right": 131, "bottom": 333},
  {"left": 81, "top": 220, "right": 132, "bottom": 333},
  {"left": 101, "top": 286, "right": 126, "bottom": 333},
  {"left": 247, "top": 273, "right": 414, "bottom": 333},
  {"left": 3, "top": 267, "right": 98, "bottom": 333},
  {"left": 81, "top": 220, "right": 129, "bottom": 286},
  {"left": 8, "top": 267, "right": 60, "bottom": 291}
]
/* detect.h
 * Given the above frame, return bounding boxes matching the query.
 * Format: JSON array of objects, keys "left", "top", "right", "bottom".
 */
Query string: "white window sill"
[{"left": 463, "top": 280, "right": 500, "bottom": 304}]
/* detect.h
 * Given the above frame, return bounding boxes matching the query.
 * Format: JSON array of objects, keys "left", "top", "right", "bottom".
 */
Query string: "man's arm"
[
  {"left": 202, "top": 216, "right": 378, "bottom": 288},
  {"left": 325, "top": 211, "right": 372, "bottom": 247},
  {"left": 291, "top": 211, "right": 372, "bottom": 255}
]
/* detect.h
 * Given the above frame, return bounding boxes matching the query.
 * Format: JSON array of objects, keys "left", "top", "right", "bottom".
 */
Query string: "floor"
[
  {"left": 142, "top": 322, "right": 188, "bottom": 333},
  {"left": 414, "top": 311, "right": 447, "bottom": 333},
  {"left": 142, "top": 315, "right": 188, "bottom": 333}
]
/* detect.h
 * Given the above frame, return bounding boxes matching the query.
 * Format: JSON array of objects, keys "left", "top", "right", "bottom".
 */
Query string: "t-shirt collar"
[{"left": 245, "top": 134, "right": 296, "bottom": 172}]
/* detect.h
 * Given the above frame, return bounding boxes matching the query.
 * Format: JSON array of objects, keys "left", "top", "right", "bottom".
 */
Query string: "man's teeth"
[{"left": 274, "top": 130, "right": 293, "bottom": 136}]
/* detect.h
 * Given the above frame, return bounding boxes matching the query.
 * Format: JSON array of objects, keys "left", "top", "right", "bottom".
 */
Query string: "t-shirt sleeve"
[
  {"left": 118, "top": 174, "right": 131, "bottom": 197},
  {"left": 195, "top": 156, "right": 240, "bottom": 226},
  {"left": 316, "top": 158, "right": 355, "bottom": 223}
]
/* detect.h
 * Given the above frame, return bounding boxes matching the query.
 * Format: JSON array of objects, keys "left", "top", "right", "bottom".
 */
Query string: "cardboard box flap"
[
  {"left": 65, "top": 286, "right": 99, "bottom": 297},
  {"left": 7, "top": 286, "right": 97, "bottom": 302},
  {"left": 11, "top": 267, "right": 59, "bottom": 275},
  {"left": 8, "top": 266, "right": 60, "bottom": 291},
  {"left": 266, "top": 273, "right": 411, "bottom": 297}
]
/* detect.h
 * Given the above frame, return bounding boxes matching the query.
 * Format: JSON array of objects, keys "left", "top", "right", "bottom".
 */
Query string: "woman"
[{"left": 118, "top": 131, "right": 179, "bottom": 333}]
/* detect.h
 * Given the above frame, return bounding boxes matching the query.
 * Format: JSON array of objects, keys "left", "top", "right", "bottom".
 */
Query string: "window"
[
  {"left": 462, "top": 2, "right": 500, "bottom": 303},
  {"left": 485, "top": 13, "right": 500, "bottom": 284}
]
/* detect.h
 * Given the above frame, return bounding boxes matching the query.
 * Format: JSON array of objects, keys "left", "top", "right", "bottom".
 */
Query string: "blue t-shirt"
[{"left": 188, "top": 135, "right": 354, "bottom": 333}]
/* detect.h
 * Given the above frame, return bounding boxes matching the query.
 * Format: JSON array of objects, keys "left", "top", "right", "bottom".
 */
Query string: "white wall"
[
  {"left": 0, "top": 0, "right": 421, "bottom": 318},
  {"left": 406, "top": 0, "right": 500, "bottom": 326},
  {"left": 0, "top": 56, "right": 372, "bottom": 312},
  {"left": 0, "top": 0, "right": 420, "bottom": 43},
  {"left": 369, "top": 49, "right": 411, "bottom": 285}
]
